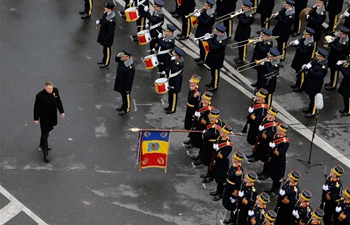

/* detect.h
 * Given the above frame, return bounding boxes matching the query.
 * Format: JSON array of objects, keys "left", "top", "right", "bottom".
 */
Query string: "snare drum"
[
  {"left": 125, "top": 7, "right": 139, "bottom": 22},
  {"left": 143, "top": 54, "right": 159, "bottom": 70},
  {"left": 137, "top": 30, "right": 151, "bottom": 45},
  {"left": 154, "top": 78, "right": 169, "bottom": 94},
  {"left": 190, "top": 16, "right": 198, "bottom": 28}
]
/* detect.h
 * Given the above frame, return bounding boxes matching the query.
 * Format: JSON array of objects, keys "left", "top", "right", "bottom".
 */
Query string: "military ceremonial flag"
[{"left": 136, "top": 130, "right": 171, "bottom": 173}]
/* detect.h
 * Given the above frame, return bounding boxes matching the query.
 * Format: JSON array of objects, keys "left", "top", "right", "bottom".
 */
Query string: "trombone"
[
  {"left": 215, "top": 7, "right": 257, "bottom": 23},
  {"left": 333, "top": 5, "right": 350, "bottom": 31},
  {"left": 237, "top": 55, "right": 281, "bottom": 72},
  {"left": 185, "top": 8, "right": 204, "bottom": 18},
  {"left": 230, "top": 35, "right": 279, "bottom": 49},
  {"left": 264, "top": 10, "right": 279, "bottom": 24},
  {"left": 194, "top": 33, "right": 215, "bottom": 41}
]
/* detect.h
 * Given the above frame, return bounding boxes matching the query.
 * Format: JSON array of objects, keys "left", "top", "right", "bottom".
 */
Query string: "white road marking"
[
  {"left": 161, "top": 99, "right": 164, "bottom": 105},
  {"left": 0, "top": 185, "right": 48, "bottom": 225},
  {"left": 133, "top": 99, "right": 137, "bottom": 111},
  {"left": 114, "top": 0, "right": 350, "bottom": 168}
]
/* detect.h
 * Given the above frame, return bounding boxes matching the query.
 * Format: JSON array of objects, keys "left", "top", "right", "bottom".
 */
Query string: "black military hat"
[
  {"left": 285, "top": 0, "right": 295, "bottom": 5},
  {"left": 153, "top": 0, "right": 165, "bottom": 7},
  {"left": 215, "top": 24, "right": 226, "bottom": 33},
  {"left": 189, "top": 74, "right": 201, "bottom": 83},
  {"left": 242, "top": 0, "right": 253, "bottom": 7},
  {"left": 268, "top": 48, "right": 280, "bottom": 57},
  {"left": 173, "top": 47, "right": 184, "bottom": 56},
  {"left": 316, "top": 47, "right": 328, "bottom": 58},
  {"left": 300, "top": 189, "right": 312, "bottom": 201},
  {"left": 221, "top": 124, "right": 233, "bottom": 134},
  {"left": 304, "top": 26, "right": 315, "bottom": 35},
  {"left": 105, "top": 2, "right": 115, "bottom": 9},
  {"left": 312, "top": 208, "right": 324, "bottom": 220},
  {"left": 122, "top": 49, "right": 132, "bottom": 56},
  {"left": 288, "top": 169, "right": 301, "bottom": 181},
  {"left": 209, "top": 109, "right": 220, "bottom": 118},
  {"left": 258, "top": 192, "right": 270, "bottom": 204},
  {"left": 265, "top": 210, "right": 277, "bottom": 222},
  {"left": 256, "top": 88, "right": 268, "bottom": 98},
  {"left": 166, "top": 24, "right": 177, "bottom": 32},
  {"left": 331, "top": 164, "right": 344, "bottom": 177},
  {"left": 277, "top": 122, "right": 288, "bottom": 132},
  {"left": 268, "top": 106, "right": 278, "bottom": 116},
  {"left": 205, "top": 0, "right": 216, "bottom": 6},
  {"left": 339, "top": 26, "right": 350, "bottom": 34},
  {"left": 233, "top": 150, "right": 244, "bottom": 161},
  {"left": 261, "top": 28, "right": 272, "bottom": 36},
  {"left": 344, "top": 186, "right": 350, "bottom": 198},
  {"left": 201, "top": 91, "right": 213, "bottom": 100},
  {"left": 246, "top": 171, "right": 258, "bottom": 182}
]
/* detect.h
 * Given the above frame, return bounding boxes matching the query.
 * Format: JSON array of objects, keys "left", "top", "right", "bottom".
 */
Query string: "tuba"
[
  {"left": 299, "top": 7, "right": 314, "bottom": 22},
  {"left": 323, "top": 35, "right": 337, "bottom": 48}
]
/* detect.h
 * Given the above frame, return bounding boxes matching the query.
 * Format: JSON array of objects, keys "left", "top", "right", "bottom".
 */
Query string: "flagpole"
[{"left": 129, "top": 128, "right": 244, "bottom": 136}]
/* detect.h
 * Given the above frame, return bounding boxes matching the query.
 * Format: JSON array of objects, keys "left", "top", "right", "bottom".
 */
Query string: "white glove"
[
  {"left": 96, "top": 20, "right": 100, "bottom": 25},
  {"left": 203, "top": 130, "right": 206, "bottom": 134},
  {"left": 294, "top": 40, "right": 299, "bottom": 45},
  {"left": 238, "top": 191, "right": 244, "bottom": 197},
  {"left": 269, "top": 142, "right": 276, "bottom": 148},
  {"left": 194, "top": 111, "right": 201, "bottom": 117},
  {"left": 306, "top": 14, "right": 310, "bottom": 19},
  {"left": 248, "top": 210, "right": 254, "bottom": 216},
  {"left": 327, "top": 38, "right": 333, "bottom": 44},
  {"left": 323, "top": 184, "right": 329, "bottom": 191},
  {"left": 305, "top": 63, "right": 312, "bottom": 69},
  {"left": 161, "top": 71, "right": 166, "bottom": 75},
  {"left": 117, "top": 52, "right": 123, "bottom": 57},
  {"left": 152, "top": 48, "right": 156, "bottom": 52},
  {"left": 335, "top": 206, "right": 342, "bottom": 212},
  {"left": 144, "top": 6, "right": 149, "bottom": 11},
  {"left": 337, "top": 60, "right": 343, "bottom": 65},
  {"left": 145, "top": 23, "right": 149, "bottom": 29},
  {"left": 248, "top": 107, "right": 254, "bottom": 113},
  {"left": 213, "top": 143, "right": 219, "bottom": 151},
  {"left": 194, "top": 12, "right": 201, "bottom": 17},
  {"left": 259, "top": 125, "right": 264, "bottom": 131},
  {"left": 273, "top": 12, "right": 279, "bottom": 17},
  {"left": 260, "top": 61, "right": 265, "bottom": 66},
  {"left": 345, "top": 11, "right": 350, "bottom": 17},
  {"left": 230, "top": 197, "right": 236, "bottom": 203},
  {"left": 292, "top": 210, "right": 300, "bottom": 219},
  {"left": 171, "top": 56, "right": 176, "bottom": 60},
  {"left": 279, "top": 189, "right": 285, "bottom": 196},
  {"left": 158, "top": 33, "right": 163, "bottom": 39}
]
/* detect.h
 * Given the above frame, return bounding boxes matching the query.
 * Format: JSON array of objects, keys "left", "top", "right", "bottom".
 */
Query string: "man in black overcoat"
[
  {"left": 156, "top": 24, "right": 176, "bottom": 72},
  {"left": 291, "top": 0, "right": 308, "bottom": 37},
  {"left": 216, "top": 0, "right": 237, "bottom": 39},
  {"left": 337, "top": 56, "right": 350, "bottom": 116},
  {"left": 184, "top": 74, "right": 201, "bottom": 131},
  {"left": 114, "top": 50, "right": 135, "bottom": 115},
  {"left": 325, "top": 0, "right": 344, "bottom": 34},
  {"left": 305, "top": 0, "right": 326, "bottom": 42},
  {"left": 34, "top": 81, "right": 65, "bottom": 163},
  {"left": 80, "top": 0, "right": 93, "bottom": 19},
  {"left": 131, "top": 0, "right": 150, "bottom": 41},
  {"left": 96, "top": 2, "right": 116, "bottom": 68},
  {"left": 256, "top": 0, "right": 275, "bottom": 30},
  {"left": 176, "top": 0, "right": 196, "bottom": 40}
]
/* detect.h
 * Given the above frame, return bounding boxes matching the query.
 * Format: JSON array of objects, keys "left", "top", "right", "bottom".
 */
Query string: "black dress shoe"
[
  {"left": 207, "top": 87, "right": 217, "bottom": 91},
  {"left": 116, "top": 107, "right": 123, "bottom": 112},
  {"left": 325, "top": 30, "right": 333, "bottom": 35},
  {"left": 324, "top": 82, "right": 331, "bottom": 86},
  {"left": 183, "top": 139, "right": 191, "bottom": 144},
  {"left": 234, "top": 59, "right": 243, "bottom": 64},
  {"left": 245, "top": 153, "right": 255, "bottom": 158},
  {"left": 302, "top": 109, "right": 309, "bottom": 113},
  {"left": 202, "top": 177, "right": 214, "bottom": 183},
  {"left": 234, "top": 57, "right": 240, "bottom": 62},
  {"left": 79, "top": 11, "right": 85, "bottom": 15},
  {"left": 44, "top": 154, "right": 51, "bottom": 163},
  {"left": 179, "top": 36, "right": 189, "bottom": 40},
  {"left": 194, "top": 58, "right": 201, "bottom": 62},
  {"left": 190, "top": 155, "right": 201, "bottom": 160},
  {"left": 223, "top": 218, "right": 233, "bottom": 224},
  {"left": 185, "top": 143, "right": 194, "bottom": 149},
  {"left": 339, "top": 109, "right": 346, "bottom": 113},
  {"left": 248, "top": 157, "right": 258, "bottom": 162},
  {"left": 251, "top": 83, "right": 257, "bottom": 87},
  {"left": 257, "top": 171, "right": 264, "bottom": 176},
  {"left": 164, "top": 106, "right": 170, "bottom": 110},
  {"left": 197, "top": 60, "right": 204, "bottom": 65},
  {"left": 205, "top": 83, "right": 212, "bottom": 87},
  {"left": 118, "top": 110, "right": 129, "bottom": 115},
  {"left": 269, "top": 190, "right": 279, "bottom": 198},
  {"left": 304, "top": 113, "right": 314, "bottom": 118},
  {"left": 290, "top": 84, "right": 297, "bottom": 88},
  {"left": 325, "top": 86, "right": 336, "bottom": 90},
  {"left": 258, "top": 174, "right": 269, "bottom": 180},
  {"left": 177, "top": 33, "right": 183, "bottom": 37},
  {"left": 293, "top": 88, "right": 302, "bottom": 92},
  {"left": 200, "top": 173, "right": 210, "bottom": 178},
  {"left": 169, "top": 10, "right": 176, "bottom": 15},
  {"left": 264, "top": 187, "right": 275, "bottom": 193},
  {"left": 97, "top": 61, "right": 104, "bottom": 65},
  {"left": 99, "top": 64, "right": 109, "bottom": 68},
  {"left": 166, "top": 110, "right": 176, "bottom": 114},
  {"left": 39, "top": 145, "right": 52, "bottom": 151},
  {"left": 291, "top": 32, "right": 300, "bottom": 37},
  {"left": 172, "top": 13, "right": 181, "bottom": 18},
  {"left": 210, "top": 190, "right": 219, "bottom": 196},
  {"left": 213, "top": 195, "right": 223, "bottom": 201},
  {"left": 193, "top": 159, "right": 203, "bottom": 165},
  {"left": 81, "top": 14, "right": 91, "bottom": 19},
  {"left": 341, "top": 112, "right": 350, "bottom": 116}
]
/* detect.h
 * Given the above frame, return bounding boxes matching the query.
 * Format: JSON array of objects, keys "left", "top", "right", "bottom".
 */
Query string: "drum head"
[{"left": 155, "top": 78, "right": 167, "bottom": 84}]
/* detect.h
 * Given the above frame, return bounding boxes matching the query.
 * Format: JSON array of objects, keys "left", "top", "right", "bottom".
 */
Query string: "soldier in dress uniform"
[
  {"left": 274, "top": 169, "right": 301, "bottom": 225},
  {"left": 264, "top": 123, "right": 290, "bottom": 197},
  {"left": 222, "top": 150, "right": 244, "bottom": 224},
  {"left": 234, "top": 0, "right": 255, "bottom": 64},
  {"left": 141, "top": 0, "right": 165, "bottom": 50},
  {"left": 235, "top": 171, "right": 258, "bottom": 225},
  {"left": 290, "top": 27, "right": 317, "bottom": 92},
  {"left": 80, "top": 0, "right": 93, "bottom": 19},
  {"left": 263, "top": 210, "right": 278, "bottom": 225},
  {"left": 291, "top": 0, "right": 308, "bottom": 37},
  {"left": 155, "top": 24, "right": 176, "bottom": 72},
  {"left": 184, "top": 74, "right": 201, "bottom": 132},
  {"left": 204, "top": 24, "right": 228, "bottom": 91},
  {"left": 246, "top": 88, "right": 269, "bottom": 145},
  {"left": 291, "top": 189, "right": 313, "bottom": 225},
  {"left": 271, "top": 0, "right": 295, "bottom": 61},
  {"left": 258, "top": 48, "right": 280, "bottom": 108},
  {"left": 216, "top": 0, "right": 237, "bottom": 39},
  {"left": 325, "top": 26, "right": 349, "bottom": 90},
  {"left": 325, "top": 0, "right": 344, "bottom": 35},
  {"left": 161, "top": 47, "right": 184, "bottom": 114},
  {"left": 187, "top": 91, "right": 215, "bottom": 165},
  {"left": 201, "top": 109, "right": 223, "bottom": 183},
  {"left": 337, "top": 56, "right": 350, "bottom": 116},
  {"left": 96, "top": 2, "right": 116, "bottom": 68},
  {"left": 320, "top": 164, "right": 344, "bottom": 225},
  {"left": 247, "top": 106, "right": 278, "bottom": 167},
  {"left": 114, "top": 50, "right": 135, "bottom": 115},
  {"left": 194, "top": 0, "right": 216, "bottom": 65},
  {"left": 256, "top": 0, "right": 275, "bottom": 30},
  {"left": 302, "top": 47, "right": 328, "bottom": 118},
  {"left": 176, "top": 0, "right": 196, "bottom": 40},
  {"left": 305, "top": 0, "right": 326, "bottom": 42},
  {"left": 306, "top": 208, "right": 324, "bottom": 225},
  {"left": 250, "top": 28, "right": 273, "bottom": 88},
  {"left": 210, "top": 124, "right": 234, "bottom": 201},
  {"left": 170, "top": 0, "right": 181, "bottom": 18},
  {"left": 247, "top": 192, "right": 270, "bottom": 225},
  {"left": 131, "top": 0, "right": 150, "bottom": 41},
  {"left": 332, "top": 185, "right": 350, "bottom": 225}
]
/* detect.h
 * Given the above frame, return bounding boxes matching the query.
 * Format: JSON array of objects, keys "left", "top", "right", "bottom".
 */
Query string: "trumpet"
[
  {"left": 215, "top": 7, "right": 257, "bottom": 23},
  {"left": 194, "top": 33, "right": 215, "bottom": 41},
  {"left": 338, "top": 59, "right": 350, "bottom": 68},
  {"left": 185, "top": 8, "right": 204, "bottom": 18},
  {"left": 230, "top": 36, "right": 279, "bottom": 49}
]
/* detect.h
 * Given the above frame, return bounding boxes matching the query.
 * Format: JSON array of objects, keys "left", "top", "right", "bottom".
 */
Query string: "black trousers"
[
  {"left": 292, "top": 1, "right": 307, "bottom": 34},
  {"left": 223, "top": 19, "right": 234, "bottom": 39},
  {"left": 238, "top": 44, "right": 247, "bottom": 61},
  {"left": 260, "top": 12, "right": 271, "bottom": 30},
  {"left": 343, "top": 96, "right": 350, "bottom": 113},
  {"left": 40, "top": 132, "right": 50, "bottom": 155},
  {"left": 329, "top": 68, "right": 339, "bottom": 88},
  {"left": 136, "top": 16, "right": 146, "bottom": 33},
  {"left": 216, "top": 183, "right": 225, "bottom": 195},
  {"left": 266, "top": 93, "right": 273, "bottom": 109},
  {"left": 168, "top": 91, "right": 178, "bottom": 112},
  {"left": 272, "top": 178, "right": 281, "bottom": 190},
  {"left": 295, "top": 71, "right": 305, "bottom": 89},
  {"left": 210, "top": 68, "right": 220, "bottom": 89},
  {"left": 84, "top": 0, "right": 93, "bottom": 15},
  {"left": 198, "top": 40, "right": 206, "bottom": 61},
  {"left": 181, "top": 15, "right": 191, "bottom": 37},
  {"left": 102, "top": 46, "right": 111, "bottom": 66},
  {"left": 276, "top": 39, "right": 287, "bottom": 61},
  {"left": 328, "top": 12, "right": 338, "bottom": 32},
  {"left": 121, "top": 92, "right": 131, "bottom": 112},
  {"left": 308, "top": 94, "right": 316, "bottom": 115}
]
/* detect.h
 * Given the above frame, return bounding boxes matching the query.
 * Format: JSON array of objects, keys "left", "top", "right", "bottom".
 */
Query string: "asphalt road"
[{"left": 0, "top": 0, "right": 349, "bottom": 224}]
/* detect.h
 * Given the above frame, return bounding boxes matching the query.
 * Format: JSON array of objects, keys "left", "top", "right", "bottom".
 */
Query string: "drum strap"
[
  {"left": 157, "top": 48, "right": 172, "bottom": 55},
  {"left": 150, "top": 21, "right": 163, "bottom": 30},
  {"left": 169, "top": 69, "right": 183, "bottom": 78}
]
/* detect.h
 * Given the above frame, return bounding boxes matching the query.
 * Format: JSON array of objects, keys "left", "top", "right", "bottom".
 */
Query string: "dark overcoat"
[
  {"left": 247, "top": 103, "right": 268, "bottom": 145},
  {"left": 261, "top": 61, "right": 279, "bottom": 93},
  {"left": 237, "top": 184, "right": 257, "bottom": 225},
  {"left": 205, "top": 35, "right": 227, "bottom": 69},
  {"left": 97, "top": 12, "right": 116, "bottom": 47},
  {"left": 338, "top": 64, "right": 350, "bottom": 97},
  {"left": 328, "top": 37, "right": 348, "bottom": 69},
  {"left": 234, "top": 13, "right": 254, "bottom": 42},
  {"left": 291, "top": 38, "right": 315, "bottom": 71},
  {"left": 202, "top": 121, "right": 221, "bottom": 166},
  {"left": 326, "top": 0, "right": 344, "bottom": 14},
  {"left": 216, "top": 0, "right": 237, "bottom": 17},
  {"left": 256, "top": 0, "right": 274, "bottom": 15},
  {"left": 222, "top": 164, "right": 244, "bottom": 210},
  {"left": 275, "top": 181, "right": 300, "bottom": 225},
  {"left": 267, "top": 135, "right": 289, "bottom": 181},
  {"left": 303, "top": 59, "right": 328, "bottom": 96},
  {"left": 184, "top": 88, "right": 201, "bottom": 130},
  {"left": 177, "top": 0, "right": 196, "bottom": 15},
  {"left": 165, "top": 59, "right": 184, "bottom": 94},
  {"left": 213, "top": 138, "right": 233, "bottom": 184},
  {"left": 114, "top": 56, "right": 135, "bottom": 93},
  {"left": 306, "top": 7, "right": 326, "bottom": 41},
  {"left": 195, "top": 10, "right": 215, "bottom": 38},
  {"left": 272, "top": 8, "right": 294, "bottom": 42}
]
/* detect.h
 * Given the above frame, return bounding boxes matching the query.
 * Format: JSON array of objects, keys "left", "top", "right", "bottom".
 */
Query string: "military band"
[
  {"left": 305, "top": 0, "right": 326, "bottom": 42},
  {"left": 216, "top": 0, "right": 238, "bottom": 39},
  {"left": 132, "top": 0, "right": 150, "bottom": 41},
  {"left": 156, "top": 24, "right": 176, "bottom": 72},
  {"left": 325, "top": 0, "right": 344, "bottom": 35},
  {"left": 291, "top": 0, "right": 308, "bottom": 37},
  {"left": 256, "top": 0, "right": 275, "bottom": 30},
  {"left": 176, "top": 0, "right": 196, "bottom": 40}
]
